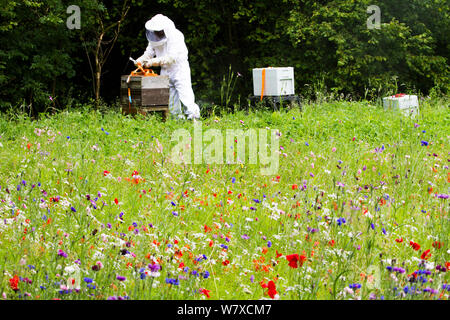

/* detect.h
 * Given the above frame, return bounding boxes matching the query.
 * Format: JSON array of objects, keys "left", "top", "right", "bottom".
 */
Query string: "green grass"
[{"left": 0, "top": 97, "right": 448, "bottom": 300}]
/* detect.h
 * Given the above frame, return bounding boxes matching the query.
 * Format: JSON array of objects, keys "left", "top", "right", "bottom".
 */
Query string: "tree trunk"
[
  {"left": 94, "top": 33, "right": 104, "bottom": 107},
  {"left": 95, "top": 64, "right": 101, "bottom": 106}
]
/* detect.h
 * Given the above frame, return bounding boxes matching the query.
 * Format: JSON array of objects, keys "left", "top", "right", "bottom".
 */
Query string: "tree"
[{"left": 78, "top": 0, "right": 132, "bottom": 105}]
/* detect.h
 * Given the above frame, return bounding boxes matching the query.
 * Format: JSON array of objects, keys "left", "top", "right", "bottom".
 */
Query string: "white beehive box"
[
  {"left": 253, "top": 67, "right": 295, "bottom": 96},
  {"left": 383, "top": 94, "right": 419, "bottom": 117}
]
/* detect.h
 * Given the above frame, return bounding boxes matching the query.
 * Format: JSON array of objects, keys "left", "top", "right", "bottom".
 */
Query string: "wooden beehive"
[{"left": 120, "top": 75, "right": 170, "bottom": 120}]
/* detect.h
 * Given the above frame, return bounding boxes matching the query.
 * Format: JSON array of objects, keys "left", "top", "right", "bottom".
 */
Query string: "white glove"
[{"left": 143, "top": 56, "right": 175, "bottom": 68}]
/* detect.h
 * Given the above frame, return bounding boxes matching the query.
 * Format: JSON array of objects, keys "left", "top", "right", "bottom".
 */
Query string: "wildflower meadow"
[{"left": 0, "top": 98, "right": 448, "bottom": 301}]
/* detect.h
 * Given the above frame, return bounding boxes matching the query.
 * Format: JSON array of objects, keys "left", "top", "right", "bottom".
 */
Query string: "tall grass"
[{"left": 0, "top": 97, "right": 448, "bottom": 300}]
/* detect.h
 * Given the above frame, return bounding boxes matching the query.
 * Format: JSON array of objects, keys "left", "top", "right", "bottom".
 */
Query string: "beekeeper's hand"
[
  {"left": 143, "top": 58, "right": 159, "bottom": 68},
  {"left": 144, "top": 57, "right": 175, "bottom": 68}
]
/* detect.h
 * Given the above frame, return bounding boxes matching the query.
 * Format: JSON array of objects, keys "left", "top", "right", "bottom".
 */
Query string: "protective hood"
[{"left": 145, "top": 14, "right": 176, "bottom": 47}]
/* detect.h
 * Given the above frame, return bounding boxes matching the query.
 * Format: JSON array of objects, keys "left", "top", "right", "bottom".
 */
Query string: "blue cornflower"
[
  {"left": 203, "top": 271, "right": 210, "bottom": 279},
  {"left": 421, "top": 140, "right": 428, "bottom": 146},
  {"left": 231, "top": 177, "right": 236, "bottom": 183},
  {"left": 71, "top": 206, "right": 76, "bottom": 213},
  {"left": 165, "top": 278, "right": 179, "bottom": 285},
  {"left": 84, "top": 277, "right": 93, "bottom": 283}
]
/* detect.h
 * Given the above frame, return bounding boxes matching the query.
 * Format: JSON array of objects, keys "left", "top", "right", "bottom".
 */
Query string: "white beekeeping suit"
[{"left": 136, "top": 14, "right": 200, "bottom": 119}]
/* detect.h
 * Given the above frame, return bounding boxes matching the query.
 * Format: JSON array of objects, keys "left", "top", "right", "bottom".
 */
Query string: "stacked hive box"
[
  {"left": 382, "top": 94, "right": 419, "bottom": 117},
  {"left": 121, "top": 75, "right": 170, "bottom": 120}
]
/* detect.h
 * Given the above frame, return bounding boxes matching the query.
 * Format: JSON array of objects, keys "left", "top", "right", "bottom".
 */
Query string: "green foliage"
[
  {"left": 0, "top": 0, "right": 78, "bottom": 114},
  {"left": 285, "top": 0, "right": 449, "bottom": 99}
]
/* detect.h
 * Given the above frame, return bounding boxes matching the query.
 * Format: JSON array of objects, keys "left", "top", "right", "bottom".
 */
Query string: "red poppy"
[
  {"left": 395, "top": 238, "right": 403, "bottom": 243},
  {"left": 222, "top": 260, "right": 230, "bottom": 266},
  {"left": 275, "top": 250, "right": 283, "bottom": 258},
  {"left": 420, "top": 249, "right": 431, "bottom": 260},
  {"left": 410, "top": 241, "right": 420, "bottom": 251},
  {"left": 103, "top": 170, "right": 110, "bottom": 176},
  {"left": 286, "top": 254, "right": 300, "bottom": 268},
  {"left": 328, "top": 240, "right": 335, "bottom": 247},
  {"left": 9, "top": 275, "right": 19, "bottom": 291},
  {"left": 114, "top": 198, "right": 119, "bottom": 205},
  {"left": 432, "top": 241, "right": 442, "bottom": 249},
  {"left": 201, "top": 288, "right": 211, "bottom": 298},
  {"left": 292, "top": 184, "right": 298, "bottom": 190},
  {"left": 267, "top": 281, "right": 277, "bottom": 299}
]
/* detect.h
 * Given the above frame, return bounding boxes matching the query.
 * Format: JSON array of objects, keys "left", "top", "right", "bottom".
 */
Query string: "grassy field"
[{"left": 0, "top": 98, "right": 448, "bottom": 300}]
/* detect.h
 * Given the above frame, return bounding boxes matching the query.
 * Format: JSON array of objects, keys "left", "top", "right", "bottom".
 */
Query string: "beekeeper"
[{"left": 135, "top": 14, "right": 200, "bottom": 120}]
